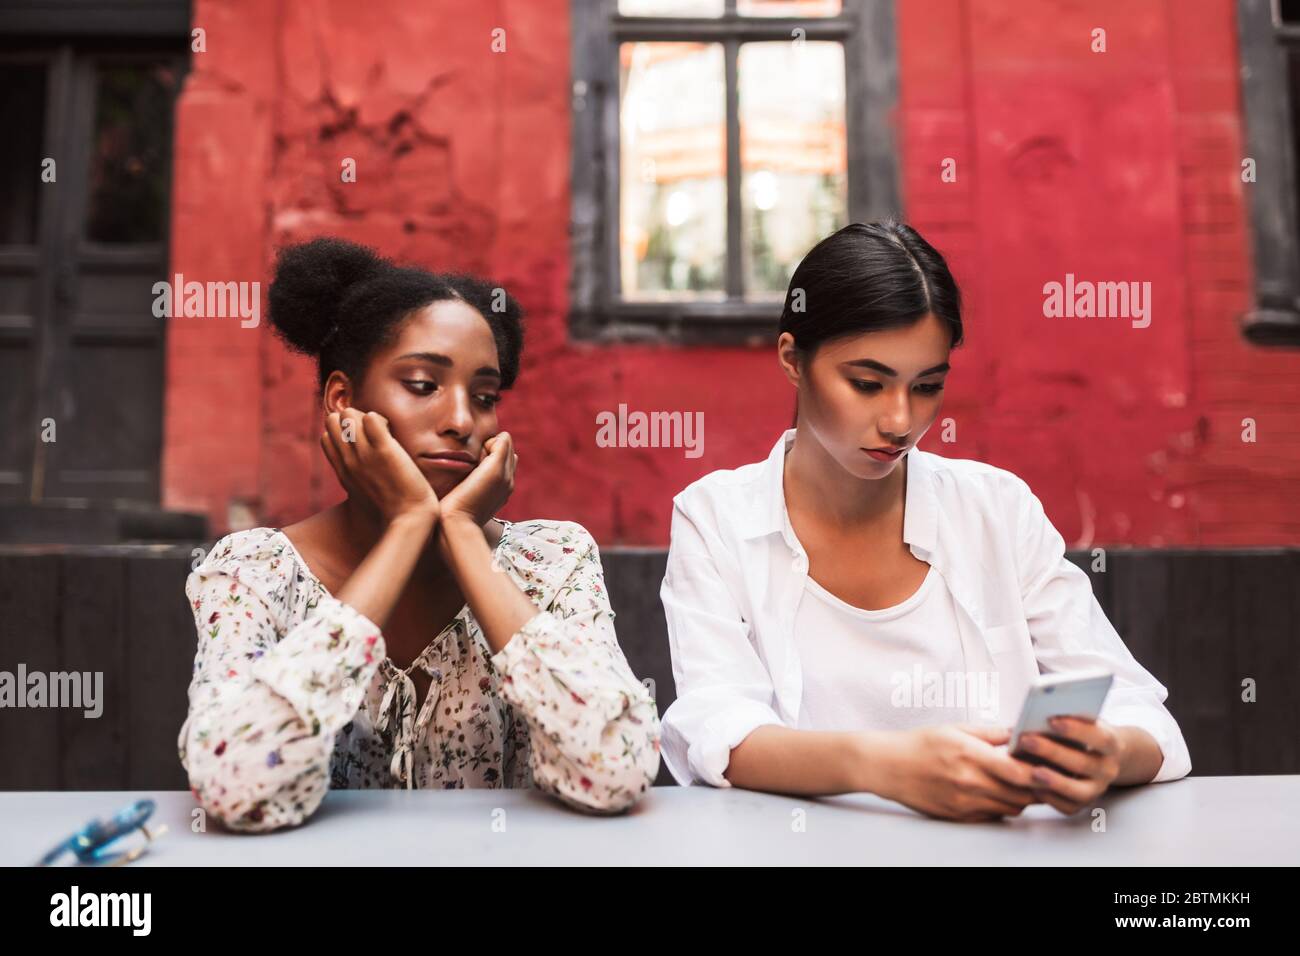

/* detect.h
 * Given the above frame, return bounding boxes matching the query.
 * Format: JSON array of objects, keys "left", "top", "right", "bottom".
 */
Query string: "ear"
[
  {"left": 776, "top": 332, "right": 802, "bottom": 389},
  {"left": 322, "top": 370, "right": 353, "bottom": 415}
]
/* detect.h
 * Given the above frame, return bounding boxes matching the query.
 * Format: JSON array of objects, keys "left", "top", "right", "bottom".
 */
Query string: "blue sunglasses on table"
[{"left": 36, "top": 798, "right": 169, "bottom": 866}]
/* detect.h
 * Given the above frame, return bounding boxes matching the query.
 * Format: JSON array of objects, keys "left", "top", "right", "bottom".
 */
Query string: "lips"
[
  {"left": 420, "top": 450, "right": 476, "bottom": 464},
  {"left": 418, "top": 450, "right": 477, "bottom": 472},
  {"left": 864, "top": 446, "right": 907, "bottom": 462}
]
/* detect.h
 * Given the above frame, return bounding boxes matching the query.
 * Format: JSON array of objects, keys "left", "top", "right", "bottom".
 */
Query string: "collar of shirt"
[
  {"left": 738, "top": 427, "right": 981, "bottom": 619},
  {"left": 741, "top": 427, "right": 938, "bottom": 550}
]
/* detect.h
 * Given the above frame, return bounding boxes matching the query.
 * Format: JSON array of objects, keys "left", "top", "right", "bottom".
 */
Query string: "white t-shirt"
[{"left": 793, "top": 564, "right": 993, "bottom": 731}]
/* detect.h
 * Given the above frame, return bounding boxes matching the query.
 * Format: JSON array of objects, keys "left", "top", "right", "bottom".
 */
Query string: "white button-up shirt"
[{"left": 659, "top": 428, "right": 1193, "bottom": 788}]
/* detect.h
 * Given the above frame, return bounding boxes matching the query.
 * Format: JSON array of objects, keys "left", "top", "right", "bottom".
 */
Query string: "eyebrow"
[
  {"left": 842, "top": 359, "right": 950, "bottom": 378},
  {"left": 396, "top": 351, "right": 501, "bottom": 380}
]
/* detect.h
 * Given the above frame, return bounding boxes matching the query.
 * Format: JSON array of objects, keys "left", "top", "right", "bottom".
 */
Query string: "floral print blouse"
[{"left": 178, "top": 518, "right": 661, "bottom": 832}]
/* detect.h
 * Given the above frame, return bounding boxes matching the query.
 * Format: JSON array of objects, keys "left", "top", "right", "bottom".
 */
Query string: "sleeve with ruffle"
[
  {"left": 177, "top": 531, "right": 386, "bottom": 832},
  {"left": 490, "top": 523, "right": 661, "bottom": 813}
]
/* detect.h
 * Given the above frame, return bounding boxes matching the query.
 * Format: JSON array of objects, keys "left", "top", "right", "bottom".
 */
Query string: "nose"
[
  {"left": 436, "top": 385, "right": 475, "bottom": 440},
  {"left": 877, "top": 387, "right": 913, "bottom": 444}
]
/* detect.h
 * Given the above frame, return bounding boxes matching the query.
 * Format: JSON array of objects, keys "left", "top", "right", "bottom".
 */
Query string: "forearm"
[
  {"left": 1112, "top": 725, "right": 1164, "bottom": 786},
  {"left": 181, "top": 583, "right": 384, "bottom": 832},
  {"left": 335, "top": 508, "right": 436, "bottom": 629},
  {"left": 724, "top": 724, "right": 890, "bottom": 796},
  {"left": 436, "top": 514, "right": 537, "bottom": 654},
  {"left": 181, "top": 691, "right": 333, "bottom": 833}
]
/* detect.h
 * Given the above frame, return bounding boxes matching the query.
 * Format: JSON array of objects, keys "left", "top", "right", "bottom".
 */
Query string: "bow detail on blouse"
[
  {"left": 376, "top": 668, "right": 419, "bottom": 788},
  {"left": 366, "top": 519, "right": 592, "bottom": 790}
]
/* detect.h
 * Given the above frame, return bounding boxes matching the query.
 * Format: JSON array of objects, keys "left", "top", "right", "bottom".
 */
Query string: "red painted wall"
[{"left": 162, "top": 0, "right": 1300, "bottom": 547}]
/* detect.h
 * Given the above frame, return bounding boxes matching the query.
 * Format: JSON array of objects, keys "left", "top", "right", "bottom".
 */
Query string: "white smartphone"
[{"left": 1008, "top": 669, "right": 1114, "bottom": 764}]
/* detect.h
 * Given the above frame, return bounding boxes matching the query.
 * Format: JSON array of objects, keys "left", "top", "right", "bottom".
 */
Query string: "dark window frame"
[
  {"left": 0, "top": 0, "right": 192, "bottom": 37},
  {"left": 1237, "top": 0, "right": 1300, "bottom": 345},
  {"left": 569, "top": 0, "right": 900, "bottom": 345}
]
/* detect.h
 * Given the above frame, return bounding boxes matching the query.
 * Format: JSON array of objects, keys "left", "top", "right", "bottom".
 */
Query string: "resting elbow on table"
[
  {"left": 564, "top": 712, "right": 663, "bottom": 814},
  {"left": 178, "top": 708, "right": 332, "bottom": 834},
  {"left": 534, "top": 738, "right": 661, "bottom": 815},
  {"left": 502, "top": 613, "right": 664, "bottom": 815}
]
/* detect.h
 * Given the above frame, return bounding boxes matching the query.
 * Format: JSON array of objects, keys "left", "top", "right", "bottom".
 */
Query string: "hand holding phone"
[
  {"left": 1003, "top": 670, "right": 1134, "bottom": 815},
  {"left": 1008, "top": 669, "right": 1113, "bottom": 769}
]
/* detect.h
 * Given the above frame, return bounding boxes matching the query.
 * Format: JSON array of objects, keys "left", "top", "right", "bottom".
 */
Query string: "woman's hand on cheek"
[
  {"left": 437, "top": 431, "right": 517, "bottom": 528},
  {"left": 1018, "top": 716, "right": 1122, "bottom": 815},
  {"left": 321, "top": 408, "right": 440, "bottom": 526}
]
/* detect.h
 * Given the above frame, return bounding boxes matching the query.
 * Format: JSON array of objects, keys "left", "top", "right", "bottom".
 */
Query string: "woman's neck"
[{"left": 783, "top": 427, "right": 906, "bottom": 530}]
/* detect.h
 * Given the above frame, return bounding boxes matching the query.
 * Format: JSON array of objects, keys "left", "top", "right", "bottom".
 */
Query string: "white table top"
[{"left": 6, "top": 776, "right": 1298, "bottom": 866}]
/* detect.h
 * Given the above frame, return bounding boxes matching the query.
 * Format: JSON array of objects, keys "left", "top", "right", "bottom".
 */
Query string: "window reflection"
[
  {"left": 738, "top": 40, "right": 847, "bottom": 296},
  {"left": 620, "top": 42, "right": 727, "bottom": 298}
]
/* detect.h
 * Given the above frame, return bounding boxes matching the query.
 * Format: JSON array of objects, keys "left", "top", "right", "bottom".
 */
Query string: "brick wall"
[{"left": 163, "top": 0, "right": 1300, "bottom": 546}]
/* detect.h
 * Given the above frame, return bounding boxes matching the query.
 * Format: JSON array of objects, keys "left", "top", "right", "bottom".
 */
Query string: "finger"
[
  {"left": 966, "top": 750, "right": 1040, "bottom": 800},
  {"left": 971, "top": 792, "right": 1032, "bottom": 817},
  {"left": 344, "top": 407, "right": 376, "bottom": 462},
  {"left": 970, "top": 771, "right": 1039, "bottom": 809},
  {"left": 986, "top": 799, "right": 1029, "bottom": 817},
  {"left": 361, "top": 410, "right": 397, "bottom": 453},
  {"left": 320, "top": 429, "right": 357, "bottom": 496},
  {"left": 487, "top": 431, "right": 512, "bottom": 461},
  {"left": 972, "top": 743, "right": 1041, "bottom": 792},
  {"left": 959, "top": 742, "right": 1041, "bottom": 809},
  {"left": 1020, "top": 732, "right": 1104, "bottom": 778},
  {"left": 324, "top": 412, "right": 357, "bottom": 472},
  {"left": 1033, "top": 789, "right": 1086, "bottom": 816},
  {"left": 1025, "top": 761, "right": 1097, "bottom": 803},
  {"left": 329, "top": 409, "right": 363, "bottom": 470},
  {"left": 1048, "top": 716, "right": 1116, "bottom": 756},
  {"left": 359, "top": 411, "right": 388, "bottom": 471}
]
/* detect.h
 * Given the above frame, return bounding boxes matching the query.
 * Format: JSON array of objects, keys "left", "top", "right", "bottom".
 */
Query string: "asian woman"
[{"left": 659, "top": 221, "right": 1190, "bottom": 822}]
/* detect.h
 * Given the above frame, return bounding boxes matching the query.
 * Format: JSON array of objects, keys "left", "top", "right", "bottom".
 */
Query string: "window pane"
[
  {"left": 85, "top": 61, "right": 180, "bottom": 244},
  {"left": 620, "top": 42, "right": 726, "bottom": 299},
  {"left": 0, "top": 63, "right": 47, "bottom": 246},
  {"left": 737, "top": 0, "right": 842, "bottom": 15},
  {"left": 1290, "top": 48, "right": 1300, "bottom": 250},
  {"left": 619, "top": 0, "right": 724, "bottom": 16},
  {"left": 738, "top": 41, "right": 848, "bottom": 297}
]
